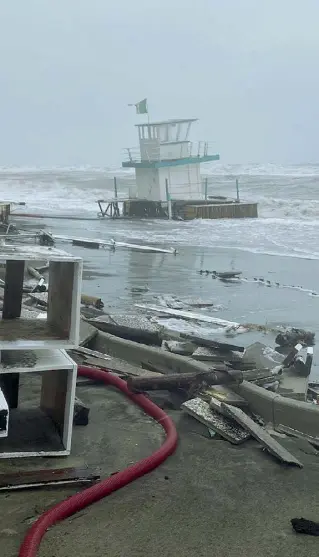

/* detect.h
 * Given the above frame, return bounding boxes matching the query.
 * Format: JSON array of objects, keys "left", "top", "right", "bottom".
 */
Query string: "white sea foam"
[{"left": 2, "top": 163, "right": 319, "bottom": 261}]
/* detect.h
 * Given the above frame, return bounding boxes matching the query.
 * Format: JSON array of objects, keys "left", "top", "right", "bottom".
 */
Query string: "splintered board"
[
  {"left": 221, "top": 403, "right": 303, "bottom": 467},
  {"left": 0, "top": 246, "right": 82, "bottom": 349},
  {"left": 0, "top": 350, "right": 77, "bottom": 458},
  {"left": 181, "top": 398, "right": 250, "bottom": 444}
]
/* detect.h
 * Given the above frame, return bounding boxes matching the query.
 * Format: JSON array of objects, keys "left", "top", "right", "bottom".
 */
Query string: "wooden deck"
[{"left": 183, "top": 202, "right": 258, "bottom": 220}]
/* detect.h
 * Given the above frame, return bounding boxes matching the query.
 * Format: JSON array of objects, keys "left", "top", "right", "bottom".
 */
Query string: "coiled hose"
[{"left": 18, "top": 365, "right": 178, "bottom": 557}]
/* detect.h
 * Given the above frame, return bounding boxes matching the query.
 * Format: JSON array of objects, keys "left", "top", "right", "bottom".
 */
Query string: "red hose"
[{"left": 18, "top": 365, "right": 178, "bottom": 557}]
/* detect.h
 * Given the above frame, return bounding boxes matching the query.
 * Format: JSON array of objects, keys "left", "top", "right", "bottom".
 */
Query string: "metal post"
[
  {"left": 204, "top": 177, "right": 208, "bottom": 201},
  {"left": 113, "top": 177, "right": 118, "bottom": 200},
  {"left": 236, "top": 178, "right": 240, "bottom": 203},
  {"left": 165, "top": 178, "right": 172, "bottom": 220},
  {"left": 113, "top": 177, "right": 120, "bottom": 218}
]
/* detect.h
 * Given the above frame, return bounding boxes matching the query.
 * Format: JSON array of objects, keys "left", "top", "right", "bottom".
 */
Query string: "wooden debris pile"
[{"left": 72, "top": 314, "right": 316, "bottom": 468}]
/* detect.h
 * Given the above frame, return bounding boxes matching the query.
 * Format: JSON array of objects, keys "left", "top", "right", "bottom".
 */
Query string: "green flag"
[{"left": 129, "top": 98, "right": 148, "bottom": 114}]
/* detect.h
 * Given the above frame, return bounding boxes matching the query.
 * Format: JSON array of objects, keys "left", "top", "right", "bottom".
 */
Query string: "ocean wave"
[
  {"left": 202, "top": 162, "right": 319, "bottom": 177},
  {"left": 2, "top": 164, "right": 319, "bottom": 262},
  {"left": 1, "top": 162, "right": 319, "bottom": 178}
]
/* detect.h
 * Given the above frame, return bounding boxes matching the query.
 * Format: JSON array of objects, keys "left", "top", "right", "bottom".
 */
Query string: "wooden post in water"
[
  {"left": 113, "top": 177, "right": 120, "bottom": 218},
  {"left": 235, "top": 178, "right": 240, "bottom": 202},
  {"left": 165, "top": 178, "right": 172, "bottom": 220},
  {"left": 204, "top": 177, "right": 208, "bottom": 201},
  {"left": 113, "top": 176, "right": 118, "bottom": 200}
]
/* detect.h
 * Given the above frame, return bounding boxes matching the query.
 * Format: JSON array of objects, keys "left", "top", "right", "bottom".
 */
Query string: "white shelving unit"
[
  {"left": 0, "top": 245, "right": 82, "bottom": 350},
  {"left": 0, "top": 349, "right": 77, "bottom": 458},
  {"left": 0, "top": 387, "right": 9, "bottom": 438}
]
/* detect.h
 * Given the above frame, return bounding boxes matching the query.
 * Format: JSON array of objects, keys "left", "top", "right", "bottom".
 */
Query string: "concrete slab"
[
  {"left": 278, "top": 367, "right": 309, "bottom": 401},
  {"left": 4, "top": 376, "right": 319, "bottom": 557},
  {"left": 242, "top": 342, "right": 284, "bottom": 370}
]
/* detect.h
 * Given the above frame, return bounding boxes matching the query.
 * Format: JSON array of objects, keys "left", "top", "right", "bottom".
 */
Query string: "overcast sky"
[{"left": 0, "top": 0, "right": 318, "bottom": 166}]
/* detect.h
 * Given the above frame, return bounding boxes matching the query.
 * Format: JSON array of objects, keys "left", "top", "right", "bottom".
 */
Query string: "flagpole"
[{"left": 146, "top": 100, "right": 150, "bottom": 124}]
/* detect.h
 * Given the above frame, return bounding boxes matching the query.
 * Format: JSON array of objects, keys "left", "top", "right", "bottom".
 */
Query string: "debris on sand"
[
  {"left": 181, "top": 398, "right": 250, "bottom": 444},
  {"left": 275, "top": 328, "right": 315, "bottom": 348}
]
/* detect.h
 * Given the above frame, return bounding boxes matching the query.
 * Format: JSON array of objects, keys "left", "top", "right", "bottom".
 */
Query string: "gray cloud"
[{"left": 0, "top": 0, "right": 318, "bottom": 165}]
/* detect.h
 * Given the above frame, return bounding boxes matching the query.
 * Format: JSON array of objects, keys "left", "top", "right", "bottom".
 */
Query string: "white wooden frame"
[
  {"left": 0, "top": 245, "right": 82, "bottom": 350},
  {"left": 0, "top": 350, "right": 77, "bottom": 458},
  {"left": 0, "top": 387, "right": 9, "bottom": 438}
]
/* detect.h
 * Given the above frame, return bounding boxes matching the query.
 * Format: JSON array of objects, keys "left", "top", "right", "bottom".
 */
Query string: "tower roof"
[{"left": 135, "top": 118, "right": 197, "bottom": 127}]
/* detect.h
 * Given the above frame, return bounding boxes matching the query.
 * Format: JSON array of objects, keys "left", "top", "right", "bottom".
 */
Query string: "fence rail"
[{"left": 101, "top": 176, "right": 241, "bottom": 204}]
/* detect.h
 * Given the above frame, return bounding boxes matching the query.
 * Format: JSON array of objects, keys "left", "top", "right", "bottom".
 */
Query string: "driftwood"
[
  {"left": 81, "top": 294, "right": 104, "bottom": 309},
  {"left": 127, "top": 369, "right": 243, "bottom": 393},
  {"left": 0, "top": 467, "right": 100, "bottom": 491},
  {"left": 88, "top": 319, "right": 162, "bottom": 346},
  {"left": 180, "top": 333, "right": 245, "bottom": 353},
  {"left": 73, "top": 239, "right": 100, "bottom": 249},
  {"left": 27, "top": 266, "right": 47, "bottom": 293},
  {"left": 135, "top": 304, "right": 241, "bottom": 328},
  {"left": 212, "top": 271, "right": 242, "bottom": 279},
  {"left": 27, "top": 266, "right": 43, "bottom": 281}
]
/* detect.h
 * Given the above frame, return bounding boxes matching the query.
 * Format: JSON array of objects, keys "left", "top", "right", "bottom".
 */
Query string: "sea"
[{"left": 1, "top": 162, "right": 319, "bottom": 375}]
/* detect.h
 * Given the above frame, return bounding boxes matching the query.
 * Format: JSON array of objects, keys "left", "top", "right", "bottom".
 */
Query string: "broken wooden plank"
[
  {"left": 191, "top": 347, "right": 220, "bottom": 361},
  {"left": 241, "top": 368, "right": 280, "bottom": 382},
  {"left": 135, "top": 304, "right": 242, "bottom": 328},
  {"left": 221, "top": 403, "right": 303, "bottom": 467},
  {"left": 0, "top": 467, "right": 100, "bottom": 491},
  {"left": 181, "top": 398, "right": 250, "bottom": 444},
  {"left": 127, "top": 369, "right": 242, "bottom": 393},
  {"left": 162, "top": 340, "right": 195, "bottom": 356},
  {"left": 274, "top": 424, "right": 319, "bottom": 446},
  {"left": 73, "top": 239, "right": 100, "bottom": 249},
  {"left": 70, "top": 346, "right": 111, "bottom": 362},
  {"left": 110, "top": 240, "right": 177, "bottom": 254},
  {"left": 28, "top": 292, "right": 48, "bottom": 306},
  {"left": 209, "top": 395, "right": 229, "bottom": 416},
  {"left": 181, "top": 334, "right": 245, "bottom": 353},
  {"left": 202, "top": 385, "right": 249, "bottom": 407}
]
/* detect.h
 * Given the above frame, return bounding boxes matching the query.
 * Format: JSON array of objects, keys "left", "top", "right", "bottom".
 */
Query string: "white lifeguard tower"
[
  {"left": 97, "top": 116, "right": 257, "bottom": 219},
  {"left": 122, "top": 118, "right": 219, "bottom": 202}
]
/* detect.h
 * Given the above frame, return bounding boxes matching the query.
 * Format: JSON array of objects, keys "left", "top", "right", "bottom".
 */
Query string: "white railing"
[{"left": 123, "top": 141, "right": 217, "bottom": 164}]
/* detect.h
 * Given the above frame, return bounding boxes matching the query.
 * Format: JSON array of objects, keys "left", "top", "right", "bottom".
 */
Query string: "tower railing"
[{"left": 123, "top": 141, "right": 217, "bottom": 163}]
